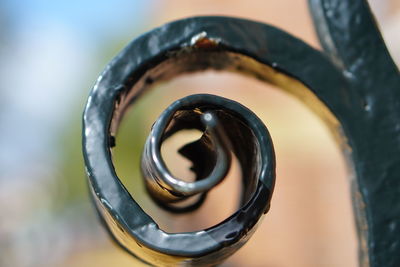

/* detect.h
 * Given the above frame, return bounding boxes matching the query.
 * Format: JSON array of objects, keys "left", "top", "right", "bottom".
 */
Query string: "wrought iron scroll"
[{"left": 83, "top": 0, "right": 400, "bottom": 266}]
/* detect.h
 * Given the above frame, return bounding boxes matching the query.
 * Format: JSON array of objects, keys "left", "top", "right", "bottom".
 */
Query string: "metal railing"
[{"left": 82, "top": 0, "right": 400, "bottom": 266}]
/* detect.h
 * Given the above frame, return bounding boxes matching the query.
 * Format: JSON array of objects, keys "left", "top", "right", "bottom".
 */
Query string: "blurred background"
[{"left": 0, "top": 0, "right": 399, "bottom": 266}]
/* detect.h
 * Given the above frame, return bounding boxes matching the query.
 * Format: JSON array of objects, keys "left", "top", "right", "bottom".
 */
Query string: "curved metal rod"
[
  {"left": 82, "top": 15, "right": 352, "bottom": 266},
  {"left": 83, "top": 0, "right": 400, "bottom": 263},
  {"left": 309, "top": 1, "right": 400, "bottom": 266},
  {"left": 142, "top": 110, "right": 231, "bottom": 204}
]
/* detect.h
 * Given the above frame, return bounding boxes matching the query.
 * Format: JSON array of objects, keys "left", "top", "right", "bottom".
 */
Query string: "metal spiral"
[
  {"left": 83, "top": 3, "right": 400, "bottom": 265},
  {"left": 82, "top": 17, "right": 278, "bottom": 266},
  {"left": 83, "top": 0, "right": 400, "bottom": 267},
  {"left": 85, "top": 92, "right": 275, "bottom": 266},
  {"left": 141, "top": 97, "right": 231, "bottom": 213},
  {"left": 141, "top": 94, "right": 274, "bottom": 215}
]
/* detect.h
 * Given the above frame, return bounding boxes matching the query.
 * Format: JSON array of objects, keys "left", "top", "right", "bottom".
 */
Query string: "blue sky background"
[
  {"left": 0, "top": 1, "right": 160, "bottom": 266},
  {"left": 0, "top": 0, "right": 157, "bottom": 176},
  {"left": 2, "top": 0, "right": 153, "bottom": 37}
]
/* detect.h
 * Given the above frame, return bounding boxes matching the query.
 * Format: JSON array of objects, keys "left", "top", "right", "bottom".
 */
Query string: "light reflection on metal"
[
  {"left": 83, "top": 0, "right": 400, "bottom": 266},
  {"left": 142, "top": 101, "right": 233, "bottom": 213}
]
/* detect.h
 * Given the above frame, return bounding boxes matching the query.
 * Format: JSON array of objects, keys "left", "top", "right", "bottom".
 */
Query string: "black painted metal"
[
  {"left": 82, "top": 0, "right": 400, "bottom": 266},
  {"left": 141, "top": 98, "right": 233, "bottom": 212},
  {"left": 309, "top": 1, "right": 400, "bottom": 266}
]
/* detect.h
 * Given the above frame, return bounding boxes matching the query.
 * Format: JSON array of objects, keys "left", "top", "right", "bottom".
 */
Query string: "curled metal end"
[
  {"left": 140, "top": 93, "right": 275, "bottom": 217},
  {"left": 142, "top": 103, "right": 232, "bottom": 212}
]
